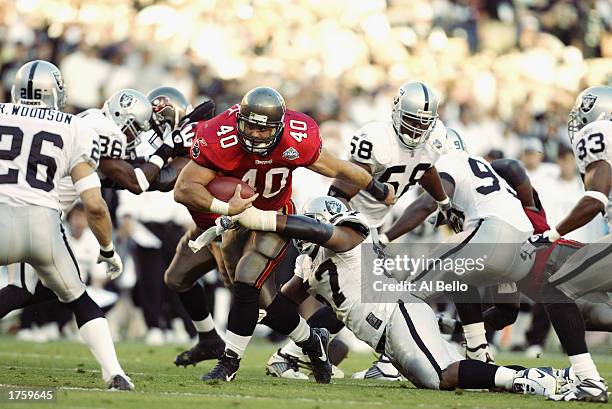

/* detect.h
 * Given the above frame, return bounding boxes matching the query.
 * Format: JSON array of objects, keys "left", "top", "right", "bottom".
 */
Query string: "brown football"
[{"left": 205, "top": 176, "right": 255, "bottom": 201}]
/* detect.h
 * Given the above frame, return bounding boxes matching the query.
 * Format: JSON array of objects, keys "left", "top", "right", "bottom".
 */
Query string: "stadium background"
[{"left": 0, "top": 0, "right": 610, "bottom": 378}]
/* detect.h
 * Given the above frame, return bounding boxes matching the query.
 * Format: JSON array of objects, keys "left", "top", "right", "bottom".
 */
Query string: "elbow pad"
[
  {"left": 148, "top": 165, "right": 179, "bottom": 192},
  {"left": 283, "top": 215, "right": 334, "bottom": 245}
]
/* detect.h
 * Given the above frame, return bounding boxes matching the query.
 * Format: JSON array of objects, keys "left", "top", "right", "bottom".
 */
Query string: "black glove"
[{"left": 437, "top": 200, "right": 464, "bottom": 233}]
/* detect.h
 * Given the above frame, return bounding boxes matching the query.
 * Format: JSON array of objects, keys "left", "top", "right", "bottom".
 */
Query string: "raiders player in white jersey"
[
  {"left": 383, "top": 130, "right": 610, "bottom": 403},
  {"left": 0, "top": 60, "right": 132, "bottom": 390},
  {"left": 0, "top": 87, "right": 195, "bottom": 319},
  {"left": 326, "top": 81, "right": 465, "bottom": 379},
  {"left": 522, "top": 86, "right": 612, "bottom": 403},
  {"left": 228, "top": 195, "right": 561, "bottom": 396}
]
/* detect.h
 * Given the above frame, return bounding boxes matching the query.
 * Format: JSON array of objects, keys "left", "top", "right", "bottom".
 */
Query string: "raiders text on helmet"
[
  {"left": 391, "top": 81, "right": 439, "bottom": 150},
  {"left": 102, "top": 89, "right": 152, "bottom": 152},
  {"left": 11, "top": 60, "right": 66, "bottom": 110},
  {"left": 236, "top": 87, "right": 286, "bottom": 156},
  {"left": 147, "top": 86, "right": 192, "bottom": 130},
  {"left": 568, "top": 86, "right": 612, "bottom": 141}
]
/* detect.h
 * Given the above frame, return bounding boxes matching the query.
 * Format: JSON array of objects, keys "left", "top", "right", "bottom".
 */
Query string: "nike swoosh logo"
[{"left": 318, "top": 337, "right": 327, "bottom": 362}]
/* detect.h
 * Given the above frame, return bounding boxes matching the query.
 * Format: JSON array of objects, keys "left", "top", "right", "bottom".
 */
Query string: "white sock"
[
  {"left": 463, "top": 322, "right": 487, "bottom": 349},
  {"left": 494, "top": 366, "right": 516, "bottom": 390},
  {"left": 288, "top": 317, "right": 310, "bottom": 343},
  {"left": 569, "top": 353, "right": 601, "bottom": 380},
  {"left": 79, "top": 317, "right": 124, "bottom": 383},
  {"left": 224, "top": 330, "right": 251, "bottom": 358},
  {"left": 280, "top": 340, "right": 307, "bottom": 359},
  {"left": 194, "top": 315, "right": 215, "bottom": 333}
]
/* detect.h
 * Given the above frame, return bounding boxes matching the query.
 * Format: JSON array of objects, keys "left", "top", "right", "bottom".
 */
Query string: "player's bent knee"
[{"left": 66, "top": 291, "right": 104, "bottom": 328}]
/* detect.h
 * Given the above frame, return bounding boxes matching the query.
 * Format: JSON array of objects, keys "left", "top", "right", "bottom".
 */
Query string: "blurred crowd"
[{"left": 0, "top": 0, "right": 610, "bottom": 351}]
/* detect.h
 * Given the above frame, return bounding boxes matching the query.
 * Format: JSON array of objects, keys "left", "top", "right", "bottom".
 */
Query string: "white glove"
[
  {"left": 97, "top": 248, "right": 123, "bottom": 280},
  {"left": 232, "top": 206, "right": 277, "bottom": 231},
  {"left": 188, "top": 216, "right": 234, "bottom": 253}
]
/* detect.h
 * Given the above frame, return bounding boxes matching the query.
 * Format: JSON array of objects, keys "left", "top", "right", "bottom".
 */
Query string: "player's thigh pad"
[
  {"left": 548, "top": 233, "right": 612, "bottom": 299},
  {"left": 4, "top": 206, "right": 86, "bottom": 303},
  {"left": 385, "top": 298, "right": 461, "bottom": 390},
  {"left": 164, "top": 226, "right": 216, "bottom": 291},
  {"left": 234, "top": 231, "right": 288, "bottom": 287}
]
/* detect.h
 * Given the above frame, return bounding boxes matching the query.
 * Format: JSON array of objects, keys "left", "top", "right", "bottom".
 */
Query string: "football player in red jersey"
[{"left": 174, "top": 87, "right": 395, "bottom": 382}]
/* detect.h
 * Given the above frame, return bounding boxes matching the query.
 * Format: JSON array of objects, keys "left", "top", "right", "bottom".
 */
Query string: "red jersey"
[
  {"left": 190, "top": 104, "right": 322, "bottom": 211},
  {"left": 523, "top": 188, "right": 550, "bottom": 234}
]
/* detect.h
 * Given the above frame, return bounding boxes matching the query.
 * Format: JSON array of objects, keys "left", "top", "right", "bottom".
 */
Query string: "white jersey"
[
  {"left": 0, "top": 103, "right": 98, "bottom": 211},
  {"left": 349, "top": 120, "right": 449, "bottom": 227},
  {"left": 571, "top": 119, "right": 612, "bottom": 223},
  {"left": 78, "top": 108, "right": 126, "bottom": 160},
  {"left": 295, "top": 210, "right": 395, "bottom": 350},
  {"left": 57, "top": 108, "right": 126, "bottom": 211},
  {"left": 435, "top": 151, "right": 532, "bottom": 232}
]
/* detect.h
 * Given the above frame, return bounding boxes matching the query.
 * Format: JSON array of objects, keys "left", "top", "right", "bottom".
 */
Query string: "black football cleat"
[
  {"left": 297, "top": 328, "right": 332, "bottom": 384},
  {"left": 174, "top": 333, "right": 225, "bottom": 367},
  {"left": 201, "top": 350, "right": 241, "bottom": 382},
  {"left": 107, "top": 374, "right": 134, "bottom": 391}
]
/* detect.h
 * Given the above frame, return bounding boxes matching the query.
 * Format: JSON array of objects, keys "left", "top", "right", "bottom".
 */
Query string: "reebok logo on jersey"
[
  {"left": 580, "top": 93, "right": 597, "bottom": 113},
  {"left": 255, "top": 159, "right": 273, "bottom": 165},
  {"left": 191, "top": 139, "right": 200, "bottom": 158},
  {"left": 282, "top": 147, "right": 299, "bottom": 160}
]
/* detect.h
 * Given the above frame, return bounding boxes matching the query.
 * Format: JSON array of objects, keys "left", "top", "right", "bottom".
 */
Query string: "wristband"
[
  {"left": 437, "top": 197, "right": 450, "bottom": 206},
  {"left": 148, "top": 155, "right": 165, "bottom": 169},
  {"left": 365, "top": 178, "right": 389, "bottom": 201},
  {"left": 548, "top": 228, "right": 561, "bottom": 242},
  {"left": 379, "top": 233, "right": 390, "bottom": 245},
  {"left": 210, "top": 198, "right": 230, "bottom": 215},
  {"left": 134, "top": 168, "right": 151, "bottom": 192}
]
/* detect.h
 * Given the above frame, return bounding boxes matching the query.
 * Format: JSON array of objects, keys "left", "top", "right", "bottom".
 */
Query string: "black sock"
[
  {"left": 307, "top": 305, "right": 345, "bottom": 335},
  {"left": 261, "top": 293, "right": 300, "bottom": 335},
  {"left": 541, "top": 284, "right": 588, "bottom": 356},
  {"left": 226, "top": 282, "right": 260, "bottom": 336},
  {"left": 66, "top": 292, "right": 104, "bottom": 328},
  {"left": 457, "top": 360, "right": 498, "bottom": 389},
  {"left": 448, "top": 286, "right": 482, "bottom": 325},
  {"left": 0, "top": 285, "right": 33, "bottom": 318},
  {"left": 178, "top": 284, "right": 210, "bottom": 322},
  {"left": 483, "top": 303, "right": 519, "bottom": 331}
]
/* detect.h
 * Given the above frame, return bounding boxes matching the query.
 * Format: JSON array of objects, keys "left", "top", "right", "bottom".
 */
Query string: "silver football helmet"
[
  {"left": 147, "top": 86, "right": 192, "bottom": 130},
  {"left": 11, "top": 60, "right": 66, "bottom": 110},
  {"left": 568, "top": 86, "right": 612, "bottom": 141},
  {"left": 294, "top": 196, "right": 347, "bottom": 255},
  {"left": 392, "top": 81, "right": 439, "bottom": 150},
  {"left": 446, "top": 127, "right": 468, "bottom": 153},
  {"left": 102, "top": 89, "right": 152, "bottom": 148}
]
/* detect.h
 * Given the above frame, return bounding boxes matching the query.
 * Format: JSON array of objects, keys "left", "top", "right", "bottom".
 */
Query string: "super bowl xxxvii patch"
[{"left": 282, "top": 147, "right": 299, "bottom": 160}]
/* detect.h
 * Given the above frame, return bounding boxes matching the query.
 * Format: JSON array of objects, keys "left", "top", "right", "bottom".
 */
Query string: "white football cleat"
[
  {"left": 266, "top": 349, "right": 309, "bottom": 380},
  {"left": 512, "top": 367, "right": 558, "bottom": 397},
  {"left": 351, "top": 355, "right": 404, "bottom": 381},
  {"left": 548, "top": 377, "right": 608, "bottom": 403},
  {"left": 465, "top": 343, "right": 495, "bottom": 364}
]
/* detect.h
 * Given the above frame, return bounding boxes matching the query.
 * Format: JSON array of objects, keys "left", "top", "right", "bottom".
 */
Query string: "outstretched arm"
[
  {"left": 555, "top": 160, "right": 611, "bottom": 236},
  {"left": 308, "top": 148, "right": 394, "bottom": 205}
]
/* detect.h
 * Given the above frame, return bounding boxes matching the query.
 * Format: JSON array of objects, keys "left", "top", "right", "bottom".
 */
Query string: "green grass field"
[{"left": 0, "top": 337, "right": 610, "bottom": 409}]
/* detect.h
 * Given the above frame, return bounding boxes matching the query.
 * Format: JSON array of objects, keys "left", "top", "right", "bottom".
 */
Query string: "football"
[{"left": 205, "top": 176, "right": 255, "bottom": 201}]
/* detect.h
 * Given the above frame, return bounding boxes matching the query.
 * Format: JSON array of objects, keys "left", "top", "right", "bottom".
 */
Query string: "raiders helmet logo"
[
  {"left": 282, "top": 147, "right": 299, "bottom": 160},
  {"left": 580, "top": 93, "right": 598, "bottom": 113},
  {"left": 191, "top": 139, "right": 200, "bottom": 158},
  {"left": 324, "top": 199, "right": 342, "bottom": 215},
  {"left": 119, "top": 92, "right": 135, "bottom": 109}
]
